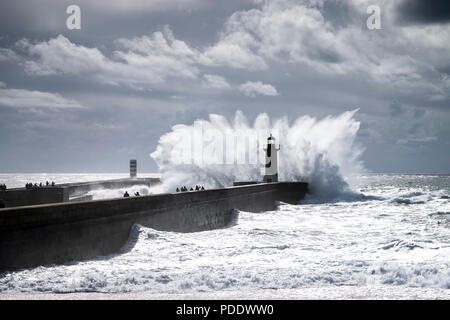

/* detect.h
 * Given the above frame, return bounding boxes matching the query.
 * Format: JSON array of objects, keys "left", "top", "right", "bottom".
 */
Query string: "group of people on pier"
[
  {"left": 123, "top": 191, "right": 140, "bottom": 197},
  {"left": 25, "top": 181, "right": 55, "bottom": 189},
  {"left": 122, "top": 185, "right": 207, "bottom": 197},
  {"left": 0, "top": 184, "right": 7, "bottom": 191},
  {"left": 176, "top": 185, "right": 205, "bottom": 192}
]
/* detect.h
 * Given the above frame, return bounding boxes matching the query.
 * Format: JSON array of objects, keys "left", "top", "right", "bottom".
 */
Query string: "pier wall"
[
  {"left": 0, "top": 177, "right": 160, "bottom": 208},
  {"left": 0, "top": 188, "right": 68, "bottom": 208},
  {"left": 62, "top": 177, "right": 160, "bottom": 198},
  {"left": 0, "top": 182, "right": 307, "bottom": 272}
]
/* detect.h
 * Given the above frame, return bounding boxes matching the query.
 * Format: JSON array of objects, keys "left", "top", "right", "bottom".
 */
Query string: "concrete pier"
[
  {"left": 0, "top": 187, "right": 68, "bottom": 208},
  {"left": 60, "top": 177, "right": 160, "bottom": 198},
  {"left": 0, "top": 177, "right": 161, "bottom": 208},
  {"left": 0, "top": 182, "right": 307, "bottom": 272}
]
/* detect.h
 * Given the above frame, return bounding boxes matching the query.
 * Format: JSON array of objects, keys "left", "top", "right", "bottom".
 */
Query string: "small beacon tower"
[
  {"left": 263, "top": 134, "right": 280, "bottom": 183},
  {"left": 130, "top": 159, "right": 137, "bottom": 178}
]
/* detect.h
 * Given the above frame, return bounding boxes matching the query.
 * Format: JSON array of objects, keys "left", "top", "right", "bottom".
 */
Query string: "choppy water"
[{"left": 0, "top": 173, "right": 449, "bottom": 298}]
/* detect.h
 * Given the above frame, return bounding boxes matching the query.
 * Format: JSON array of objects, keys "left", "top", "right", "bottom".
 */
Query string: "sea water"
[
  {"left": 0, "top": 111, "right": 449, "bottom": 299},
  {"left": 0, "top": 174, "right": 449, "bottom": 298}
]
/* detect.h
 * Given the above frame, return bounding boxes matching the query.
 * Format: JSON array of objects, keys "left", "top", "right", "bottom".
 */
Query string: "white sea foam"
[
  {"left": 1, "top": 110, "right": 449, "bottom": 298},
  {"left": 86, "top": 185, "right": 152, "bottom": 200},
  {"left": 1, "top": 174, "right": 449, "bottom": 296},
  {"left": 150, "top": 110, "right": 364, "bottom": 200}
]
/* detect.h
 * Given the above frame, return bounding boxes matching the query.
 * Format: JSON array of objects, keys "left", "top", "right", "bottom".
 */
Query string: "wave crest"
[{"left": 150, "top": 109, "right": 365, "bottom": 200}]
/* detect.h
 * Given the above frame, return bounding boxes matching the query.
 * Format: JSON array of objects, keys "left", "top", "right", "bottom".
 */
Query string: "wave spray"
[{"left": 150, "top": 109, "right": 365, "bottom": 200}]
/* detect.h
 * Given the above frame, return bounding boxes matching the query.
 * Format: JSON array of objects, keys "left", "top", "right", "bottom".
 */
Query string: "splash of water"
[{"left": 150, "top": 109, "right": 365, "bottom": 200}]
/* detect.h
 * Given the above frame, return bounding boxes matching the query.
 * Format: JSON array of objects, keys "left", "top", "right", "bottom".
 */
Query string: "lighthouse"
[
  {"left": 263, "top": 134, "right": 280, "bottom": 183},
  {"left": 130, "top": 159, "right": 137, "bottom": 178}
]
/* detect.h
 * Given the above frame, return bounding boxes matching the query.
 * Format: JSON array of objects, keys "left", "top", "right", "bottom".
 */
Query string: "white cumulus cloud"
[
  {"left": 0, "top": 84, "right": 85, "bottom": 109},
  {"left": 202, "top": 74, "right": 231, "bottom": 89},
  {"left": 3, "top": 0, "right": 450, "bottom": 100},
  {"left": 239, "top": 81, "right": 279, "bottom": 97},
  {"left": 17, "top": 31, "right": 204, "bottom": 90}
]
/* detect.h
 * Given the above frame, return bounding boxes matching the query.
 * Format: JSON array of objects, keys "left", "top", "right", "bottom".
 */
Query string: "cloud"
[
  {"left": 0, "top": 84, "right": 85, "bottom": 109},
  {"left": 2, "top": 0, "right": 450, "bottom": 103},
  {"left": 79, "top": 0, "right": 210, "bottom": 14},
  {"left": 202, "top": 0, "right": 450, "bottom": 99},
  {"left": 239, "top": 81, "right": 278, "bottom": 97},
  {"left": 396, "top": 0, "right": 450, "bottom": 24},
  {"left": 204, "top": 33, "right": 268, "bottom": 70},
  {"left": 396, "top": 136, "right": 438, "bottom": 145},
  {"left": 394, "top": 120, "right": 439, "bottom": 145},
  {"left": 203, "top": 1, "right": 347, "bottom": 73},
  {"left": 202, "top": 74, "right": 231, "bottom": 89},
  {"left": 0, "top": 48, "right": 19, "bottom": 62},
  {"left": 0, "top": 0, "right": 449, "bottom": 174},
  {"left": 114, "top": 26, "right": 210, "bottom": 76},
  {"left": 17, "top": 31, "right": 203, "bottom": 90},
  {"left": 18, "top": 35, "right": 107, "bottom": 76}
]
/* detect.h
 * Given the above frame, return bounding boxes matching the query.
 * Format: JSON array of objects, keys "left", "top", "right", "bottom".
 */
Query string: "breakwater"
[
  {"left": 0, "top": 187, "right": 68, "bottom": 208},
  {"left": 0, "top": 182, "right": 307, "bottom": 272},
  {"left": 0, "top": 177, "right": 160, "bottom": 208},
  {"left": 60, "top": 177, "right": 160, "bottom": 198}
]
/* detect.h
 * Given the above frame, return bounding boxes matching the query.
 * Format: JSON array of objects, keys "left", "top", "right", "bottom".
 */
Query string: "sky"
[{"left": 0, "top": 0, "right": 449, "bottom": 174}]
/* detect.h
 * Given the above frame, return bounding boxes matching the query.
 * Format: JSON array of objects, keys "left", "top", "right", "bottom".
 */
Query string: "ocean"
[{"left": 0, "top": 173, "right": 449, "bottom": 299}]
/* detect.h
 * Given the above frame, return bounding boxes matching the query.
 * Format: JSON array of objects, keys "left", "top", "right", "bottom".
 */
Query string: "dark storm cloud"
[
  {"left": 396, "top": 0, "right": 450, "bottom": 24},
  {"left": 0, "top": 0, "right": 449, "bottom": 173},
  {"left": 0, "top": 0, "right": 254, "bottom": 47}
]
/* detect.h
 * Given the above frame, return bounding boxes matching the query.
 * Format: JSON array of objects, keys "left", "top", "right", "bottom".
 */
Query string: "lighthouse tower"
[{"left": 263, "top": 134, "right": 280, "bottom": 183}]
